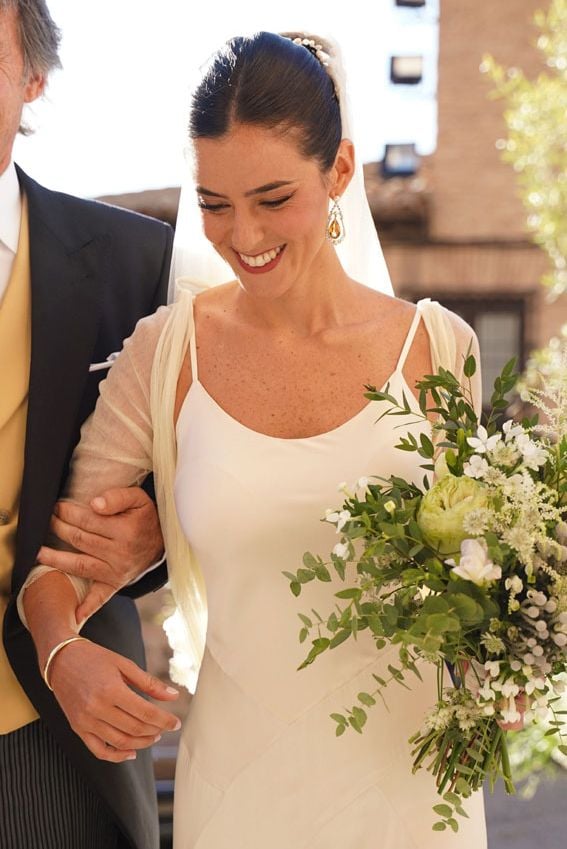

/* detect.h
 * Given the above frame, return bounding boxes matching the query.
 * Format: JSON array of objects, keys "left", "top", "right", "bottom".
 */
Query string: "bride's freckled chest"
[{"left": 194, "top": 320, "right": 388, "bottom": 439}]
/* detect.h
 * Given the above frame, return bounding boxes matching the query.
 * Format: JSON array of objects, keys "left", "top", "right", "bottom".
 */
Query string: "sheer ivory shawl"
[{"left": 18, "top": 296, "right": 480, "bottom": 692}]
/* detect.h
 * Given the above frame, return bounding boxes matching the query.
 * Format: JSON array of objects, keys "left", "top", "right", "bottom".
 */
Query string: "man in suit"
[{"left": 0, "top": 3, "right": 178, "bottom": 847}]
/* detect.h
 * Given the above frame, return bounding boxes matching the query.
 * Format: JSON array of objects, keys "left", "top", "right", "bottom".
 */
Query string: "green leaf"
[
  {"left": 335, "top": 588, "right": 362, "bottom": 600},
  {"left": 348, "top": 716, "right": 362, "bottom": 733},
  {"left": 455, "top": 778, "right": 472, "bottom": 797},
  {"left": 330, "top": 629, "right": 352, "bottom": 649},
  {"left": 351, "top": 706, "right": 367, "bottom": 728},
  {"left": 463, "top": 355, "right": 477, "bottom": 378},
  {"left": 419, "top": 433, "right": 435, "bottom": 458},
  {"left": 299, "top": 627, "right": 308, "bottom": 644},
  {"left": 283, "top": 571, "right": 297, "bottom": 582},
  {"left": 455, "top": 778, "right": 472, "bottom": 796},
  {"left": 447, "top": 818, "right": 459, "bottom": 833},
  {"left": 426, "top": 613, "right": 461, "bottom": 634},
  {"left": 314, "top": 564, "right": 332, "bottom": 582},
  {"left": 432, "top": 822, "right": 447, "bottom": 832},
  {"left": 298, "top": 613, "right": 313, "bottom": 628},
  {"left": 302, "top": 552, "right": 319, "bottom": 569},
  {"left": 330, "top": 713, "right": 347, "bottom": 725},
  {"left": 296, "top": 568, "right": 315, "bottom": 584},
  {"left": 290, "top": 581, "right": 301, "bottom": 597},
  {"left": 433, "top": 804, "right": 453, "bottom": 818},
  {"left": 358, "top": 692, "right": 377, "bottom": 707}
]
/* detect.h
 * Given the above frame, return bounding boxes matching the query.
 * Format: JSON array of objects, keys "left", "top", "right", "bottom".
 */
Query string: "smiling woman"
[
  {"left": 192, "top": 123, "right": 353, "bottom": 294},
  {"left": 17, "top": 28, "right": 480, "bottom": 849}
]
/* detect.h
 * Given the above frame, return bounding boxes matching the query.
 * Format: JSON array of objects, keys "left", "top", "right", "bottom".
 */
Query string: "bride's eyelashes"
[
  {"left": 260, "top": 194, "right": 294, "bottom": 208},
  {"left": 197, "top": 193, "right": 295, "bottom": 213},
  {"left": 198, "top": 200, "right": 229, "bottom": 212}
]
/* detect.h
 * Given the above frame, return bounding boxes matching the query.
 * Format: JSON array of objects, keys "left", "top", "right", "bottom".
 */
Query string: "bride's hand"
[
  {"left": 37, "top": 486, "right": 164, "bottom": 622},
  {"left": 48, "top": 639, "right": 181, "bottom": 762}
]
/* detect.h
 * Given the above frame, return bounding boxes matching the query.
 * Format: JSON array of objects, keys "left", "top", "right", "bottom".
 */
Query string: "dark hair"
[
  {"left": 0, "top": 0, "right": 61, "bottom": 77},
  {"left": 190, "top": 32, "right": 341, "bottom": 172}
]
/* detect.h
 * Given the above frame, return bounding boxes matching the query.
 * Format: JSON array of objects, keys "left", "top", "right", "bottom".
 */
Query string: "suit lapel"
[{"left": 13, "top": 170, "right": 106, "bottom": 590}]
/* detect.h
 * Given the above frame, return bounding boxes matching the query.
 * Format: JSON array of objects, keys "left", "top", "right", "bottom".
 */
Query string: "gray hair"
[{"left": 0, "top": 0, "right": 61, "bottom": 77}]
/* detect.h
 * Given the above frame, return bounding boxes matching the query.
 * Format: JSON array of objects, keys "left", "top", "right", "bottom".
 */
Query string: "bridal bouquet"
[{"left": 286, "top": 352, "right": 567, "bottom": 832}]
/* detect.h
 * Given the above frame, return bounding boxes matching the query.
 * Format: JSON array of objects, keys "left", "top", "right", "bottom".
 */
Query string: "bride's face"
[{"left": 192, "top": 122, "right": 341, "bottom": 299}]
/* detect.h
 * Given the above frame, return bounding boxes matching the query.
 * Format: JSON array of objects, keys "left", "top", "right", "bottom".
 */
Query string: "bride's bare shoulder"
[{"left": 355, "top": 285, "right": 420, "bottom": 328}]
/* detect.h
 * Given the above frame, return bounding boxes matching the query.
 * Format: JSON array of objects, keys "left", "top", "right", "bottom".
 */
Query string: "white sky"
[{"left": 13, "top": 0, "right": 439, "bottom": 197}]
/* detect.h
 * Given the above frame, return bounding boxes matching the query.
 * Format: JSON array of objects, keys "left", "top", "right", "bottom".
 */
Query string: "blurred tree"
[
  {"left": 482, "top": 0, "right": 567, "bottom": 393},
  {"left": 482, "top": 0, "right": 567, "bottom": 299}
]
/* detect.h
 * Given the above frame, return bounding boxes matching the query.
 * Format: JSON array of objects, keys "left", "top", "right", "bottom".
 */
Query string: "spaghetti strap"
[
  {"left": 189, "top": 296, "right": 199, "bottom": 381},
  {"left": 394, "top": 302, "right": 423, "bottom": 372}
]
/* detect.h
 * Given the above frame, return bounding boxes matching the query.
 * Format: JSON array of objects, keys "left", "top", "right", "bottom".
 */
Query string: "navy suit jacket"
[{"left": 3, "top": 167, "right": 173, "bottom": 849}]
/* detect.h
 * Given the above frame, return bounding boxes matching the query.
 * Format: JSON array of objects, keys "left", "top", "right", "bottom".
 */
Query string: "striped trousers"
[{"left": 0, "top": 720, "right": 118, "bottom": 849}]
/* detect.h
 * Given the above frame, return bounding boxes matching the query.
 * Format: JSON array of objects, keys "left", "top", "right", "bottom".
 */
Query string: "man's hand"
[
  {"left": 37, "top": 487, "right": 164, "bottom": 623},
  {"left": 49, "top": 638, "right": 181, "bottom": 763}
]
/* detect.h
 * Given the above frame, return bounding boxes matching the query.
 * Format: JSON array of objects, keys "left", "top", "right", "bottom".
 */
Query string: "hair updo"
[{"left": 189, "top": 31, "right": 342, "bottom": 172}]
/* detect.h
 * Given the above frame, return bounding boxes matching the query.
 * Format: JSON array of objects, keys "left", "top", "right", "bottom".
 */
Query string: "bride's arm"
[{"left": 19, "top": 306, "right": 181, "bottom": 760}]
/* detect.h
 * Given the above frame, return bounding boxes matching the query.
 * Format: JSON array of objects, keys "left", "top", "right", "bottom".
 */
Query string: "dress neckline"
[
  {"left": 177, "top": 295, "right": 426, "bottom": 442},
  {"left": 176, "top": 369, "right": 420, "bottom": 443}
]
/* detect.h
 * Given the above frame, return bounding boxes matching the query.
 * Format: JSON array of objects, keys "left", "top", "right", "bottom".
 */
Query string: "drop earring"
[{"left": 326, "top": 197, "right": 345, "bottom": 245}]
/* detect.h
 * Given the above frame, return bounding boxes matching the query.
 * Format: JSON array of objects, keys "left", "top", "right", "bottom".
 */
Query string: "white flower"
[
  {"left": 356, "top": 476, "right": 369, "bottom": 490},
  {"left": 333, "top": 542, "right": 349, "bottom": 559},
  {"left": 324, "top": 509, "right": 351, "bottom": 532},
  {"left": 500, "top": 697, "right": 522, "bottom": 725},
  {"left": 477, "top": 680, "right": 496, "bottom": 701},
  {"left": 484, "top": 661, "right": 501, "bottom": 678},
  {"left": 383, "top": 500, "right": 396, "bottom": 514},
  {"left": 516, "top": 434, "right": 548, "bottom": 471},
  {"left": 501, "top": 680, "right": 520, "bottom": 698},
  {"left": 463, "top": 508, "right": 492, "bottom": 535},
  {"left": 467, "top": 425, "right": 501, "bottom": 454},
  {"left": 525, "top": 677, "right": 546, "bottom": 695},
  {"left": 556, "top": 522, "right": 567, "bottom": 545},
  {"left": 503, "top": 419, "right": 525, "bottom": 442},
  {"left": 501, "top": 473, "right": 524, "bottom": 496},
  {"left": 463, "top": 455, "right": 490, "bottom": 479},
  {"left": 488, "top": 441, "right": 521, "bottom": 467},
  {"left": 447, "top": 538, "right": 502, "bottom": 586},
  {"left": 505, "top": 575, "right": 523, "bottom": 595}
]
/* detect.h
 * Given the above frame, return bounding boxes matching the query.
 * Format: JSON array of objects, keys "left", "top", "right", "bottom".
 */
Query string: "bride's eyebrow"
[{"left": 196, "top": 180, "right": 295, "bottom": 199}]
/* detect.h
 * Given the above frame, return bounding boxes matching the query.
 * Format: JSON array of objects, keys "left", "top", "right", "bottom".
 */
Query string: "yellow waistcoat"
[{"left": 0, "top": 197, "right": 39, "bottom": 733}]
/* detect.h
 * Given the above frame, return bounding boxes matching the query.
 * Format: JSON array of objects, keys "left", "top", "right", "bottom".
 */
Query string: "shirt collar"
[{"left": 0, "top": 162, "right": 22, "bottom": 254}]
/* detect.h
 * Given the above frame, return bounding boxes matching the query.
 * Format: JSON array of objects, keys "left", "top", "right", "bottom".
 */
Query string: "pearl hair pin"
[{"left": 291, "top": 37, "right": 330, "bottom": 67}]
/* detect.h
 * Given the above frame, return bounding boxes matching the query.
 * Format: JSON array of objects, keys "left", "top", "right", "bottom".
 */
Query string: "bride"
[{"left": 20, "top": 32, "right": 487, "bottom": 847}]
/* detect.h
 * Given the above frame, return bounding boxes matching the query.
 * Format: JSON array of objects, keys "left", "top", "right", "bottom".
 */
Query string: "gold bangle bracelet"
[{"left": 42, "top": 636, "right": 90, "bottom": 691}]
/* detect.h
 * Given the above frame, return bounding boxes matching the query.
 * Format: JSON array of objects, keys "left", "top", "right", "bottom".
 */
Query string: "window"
[
  {"left": 390, "top": 55, "right": 424, "bottom": 85},
  {"left": 425, "top": 297, "right": 525, "bottom": 407},
  {"left": 382, "top": 143, "right": 420, "bottom": 178}
]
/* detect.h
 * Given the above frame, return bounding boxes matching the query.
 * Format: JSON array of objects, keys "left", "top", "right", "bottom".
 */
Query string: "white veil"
[
  {"left": 155, "top": 34, "right": 394, "bottom": 693},
  {"left": 168, "top": 35, "right": 394, "bottom": 301}
]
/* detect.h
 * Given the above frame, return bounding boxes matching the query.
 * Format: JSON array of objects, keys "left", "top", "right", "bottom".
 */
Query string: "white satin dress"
[{"left": 172, "top": 303, "right": 487, "bottom": 848}]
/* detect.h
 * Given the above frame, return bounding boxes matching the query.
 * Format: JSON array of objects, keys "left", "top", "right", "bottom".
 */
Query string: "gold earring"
[{"left": 326, "top": 197, "right": 345, "bottom": 245}]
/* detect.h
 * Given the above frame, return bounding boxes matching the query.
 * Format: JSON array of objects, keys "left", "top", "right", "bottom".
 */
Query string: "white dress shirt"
[{"left": 0, "top": 162, "right": 22, "bottom": 304}]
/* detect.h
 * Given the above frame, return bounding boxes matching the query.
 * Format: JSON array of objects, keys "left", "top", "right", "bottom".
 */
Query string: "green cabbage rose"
[{"left": 417, "top": 475, "right": 489, "bottom": 555}]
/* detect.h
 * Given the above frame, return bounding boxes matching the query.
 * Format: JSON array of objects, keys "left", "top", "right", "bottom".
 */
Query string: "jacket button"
[{"left": 0, "top": 509, "right": 10, "bottom": 526}]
